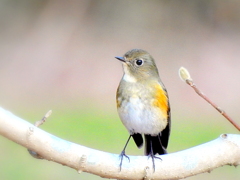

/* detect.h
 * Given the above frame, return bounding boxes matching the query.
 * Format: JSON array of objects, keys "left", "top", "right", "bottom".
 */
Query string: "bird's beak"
[{"left": 115, "top": 56, "right": 126, "bottom": 62}]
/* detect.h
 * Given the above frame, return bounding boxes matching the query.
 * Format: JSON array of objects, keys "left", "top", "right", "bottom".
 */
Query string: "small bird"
[{"left": 115, "top": 49, "right": 171, "bottom": 171}]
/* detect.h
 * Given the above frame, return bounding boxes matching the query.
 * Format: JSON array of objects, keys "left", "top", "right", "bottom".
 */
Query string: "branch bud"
[{"left": 179, "top": 67, "right": 192, "bottom": 82}]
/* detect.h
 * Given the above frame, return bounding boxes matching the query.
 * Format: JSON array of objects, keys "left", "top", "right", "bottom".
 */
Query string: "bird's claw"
[
  {"left": 119, "top": 150, "right": 130, "bottom": 171},
  {"left": 148, "top": 154, "right": 162, "bottom": 172}
]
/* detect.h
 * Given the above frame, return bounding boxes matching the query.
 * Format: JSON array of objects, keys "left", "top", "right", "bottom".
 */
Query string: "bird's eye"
[{"left": 135, "top": 59, "right": 143, "bottom": 66}]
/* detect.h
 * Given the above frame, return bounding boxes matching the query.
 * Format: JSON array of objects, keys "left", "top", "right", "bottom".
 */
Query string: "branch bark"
[{"left": 0, "top": 107, "right": 239, "bottom": 180}]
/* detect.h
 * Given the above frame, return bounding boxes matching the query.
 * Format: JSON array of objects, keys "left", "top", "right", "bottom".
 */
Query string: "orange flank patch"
[{"left": 152, "top": 84, "right": 169, "bottom": 119}]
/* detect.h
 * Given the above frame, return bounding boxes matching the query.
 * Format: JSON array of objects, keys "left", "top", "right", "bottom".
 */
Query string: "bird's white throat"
[{"left": 122, "top": 64, "right": 137, "bottom": 83}]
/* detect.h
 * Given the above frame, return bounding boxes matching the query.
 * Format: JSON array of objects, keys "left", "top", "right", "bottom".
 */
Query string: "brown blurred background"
[{"left": 0, "top": 0, "right": 240, "bottom": 179}]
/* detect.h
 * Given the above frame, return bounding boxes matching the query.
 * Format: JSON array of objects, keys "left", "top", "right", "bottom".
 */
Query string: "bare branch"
[
  {"left": 179, "top": 67, "right": 240, "bottom": 131},
  {"left": 34, "top": 110, "right": 52, "bottom": 127},
  {"left": 0, "top": 107, "right": 239, "bottom": 180},
  {"left": 28, "top": 110, "right": 52, "bottom": 159}
]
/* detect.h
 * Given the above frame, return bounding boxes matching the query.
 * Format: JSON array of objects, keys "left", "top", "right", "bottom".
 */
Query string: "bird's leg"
[
  {"left": 119, "top": 135, "right": 131, "bottom": 171},
  {"left": 148, "top": 139, "right": 162, "bottom": 172}
]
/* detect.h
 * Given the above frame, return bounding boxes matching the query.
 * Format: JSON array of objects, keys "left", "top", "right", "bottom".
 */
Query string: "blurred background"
[{"left": 0, "top": 0, "right": 240, "bottom": 179}]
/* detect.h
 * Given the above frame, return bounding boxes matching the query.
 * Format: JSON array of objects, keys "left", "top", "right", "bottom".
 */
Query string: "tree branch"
[
  {"left": 0, "top": 107, "right": 239, "bottom": 180},
  {"left": 179, "top": 67, "right": 240, "bottom": 131}
]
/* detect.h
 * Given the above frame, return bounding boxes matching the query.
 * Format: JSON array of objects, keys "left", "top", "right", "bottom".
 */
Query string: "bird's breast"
[{"left": 117, "top": 81, "right": 169, "bottom": 135}]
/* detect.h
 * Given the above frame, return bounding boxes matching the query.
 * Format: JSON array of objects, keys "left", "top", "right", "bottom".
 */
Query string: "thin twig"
[
  {"left": 28, "top": 110, "right": 52, "bottom": 159},
  {"left": 179, "top": 67, "right": 240, "bottom": 131},
  {"left": 34, "top": 110, "right": 52, "bottom": 127}
]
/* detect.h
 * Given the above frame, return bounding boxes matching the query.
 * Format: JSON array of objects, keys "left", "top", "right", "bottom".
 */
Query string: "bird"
[{"left": 115, "top": 49, "right": 171, "bottom": 171}]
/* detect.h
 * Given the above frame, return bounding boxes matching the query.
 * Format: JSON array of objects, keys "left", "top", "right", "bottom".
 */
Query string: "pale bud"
[{"left": 179, "top": 67, "right": 192, "bottom": 82}]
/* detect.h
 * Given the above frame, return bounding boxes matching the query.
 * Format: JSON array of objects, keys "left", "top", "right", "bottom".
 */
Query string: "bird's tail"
[{"left": 144, "top": 134, "right": 167, "bottom": 155}]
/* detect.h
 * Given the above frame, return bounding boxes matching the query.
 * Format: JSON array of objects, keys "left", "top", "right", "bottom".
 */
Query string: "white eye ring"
[{"left": 135, "top": 59, "right": 143, "bottom": 66}]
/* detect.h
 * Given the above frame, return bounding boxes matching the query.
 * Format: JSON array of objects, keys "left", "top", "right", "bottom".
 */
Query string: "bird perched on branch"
[{"left": 115, "top": 49, "right": 171, "bottom": 171}]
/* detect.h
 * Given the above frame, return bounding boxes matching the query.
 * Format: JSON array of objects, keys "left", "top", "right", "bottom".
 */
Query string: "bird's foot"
[
  {"left": 148, "top": 154, "right": 162, "bottom": 172},
  {"left": 119, "top": 150, "right": 130, "bottom": 171}
]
